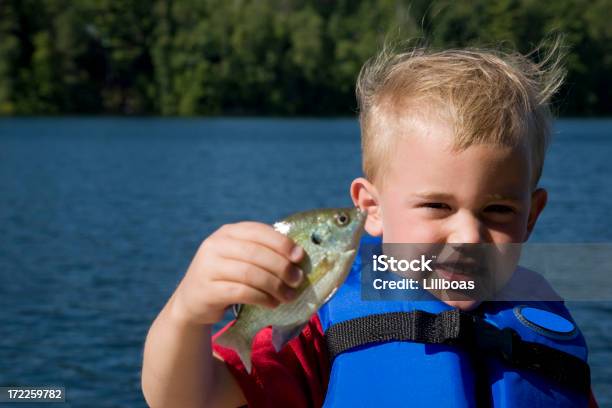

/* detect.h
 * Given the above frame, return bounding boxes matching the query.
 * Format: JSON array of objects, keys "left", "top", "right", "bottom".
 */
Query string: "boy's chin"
[{"left": 442, "top": 300, "right": 481, "bottom": 311}]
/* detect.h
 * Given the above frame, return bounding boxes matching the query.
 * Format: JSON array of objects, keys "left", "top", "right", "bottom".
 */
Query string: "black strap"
[{"left": 324, "top": 310, "right": 590, "bottom": 394}]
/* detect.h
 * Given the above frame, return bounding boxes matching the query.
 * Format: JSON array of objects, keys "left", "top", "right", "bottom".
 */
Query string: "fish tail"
[{"left": 215, "top": 325, "right": 254, "bottom": 373}]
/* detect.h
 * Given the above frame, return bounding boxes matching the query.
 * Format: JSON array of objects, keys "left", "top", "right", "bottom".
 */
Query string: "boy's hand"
[{"left": 171, "top": 222, "right": 305, "bottom": 326}]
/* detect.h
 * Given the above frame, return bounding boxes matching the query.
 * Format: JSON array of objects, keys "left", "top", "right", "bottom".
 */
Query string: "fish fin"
[
  {"left": 319, "top": 255, "right": 336, "bottom": 269},
  {"left": 215, "top": 325, "right": 254, "bottom": 373},
  {"left": 232, "top": 303, "right": 242, "bottom": 318},
  {"left": 321, "top": 286, "right": 339, "bottom": 305},
  {"left": 308, "top": 255, "right": 336, "bottom": 280},
  {"left": 271, "top": 323, "right": 307, "bottom": 352}
]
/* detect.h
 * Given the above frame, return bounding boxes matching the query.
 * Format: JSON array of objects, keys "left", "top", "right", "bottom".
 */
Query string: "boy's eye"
[
  {"left": 422, "top": 202, "right": 451, "bottom": 210},
  {"left": 484, "top": 204, "right": 515, "bottom": 214}
]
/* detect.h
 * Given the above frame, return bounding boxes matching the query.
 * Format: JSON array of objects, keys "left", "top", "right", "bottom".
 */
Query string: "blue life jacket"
[{"left": 318, "top": 235, "right": 590, "bottom": 407}]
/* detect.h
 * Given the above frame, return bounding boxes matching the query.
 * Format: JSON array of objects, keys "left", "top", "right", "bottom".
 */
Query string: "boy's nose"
[{"left": 447, "top": 211, "right": 490, "bottom": 244}]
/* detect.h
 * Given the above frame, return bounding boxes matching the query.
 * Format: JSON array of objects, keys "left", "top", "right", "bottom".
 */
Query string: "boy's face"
[{"left": 351, "top": 113, "right": 548, "bottom": 309}]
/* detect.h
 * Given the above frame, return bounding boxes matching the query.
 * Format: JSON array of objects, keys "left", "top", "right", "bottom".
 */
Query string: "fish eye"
[
  {"left": 334, "top": 212, "right": 350, "bottom": 226},
  {"left": 311, "top": 232, "right": 322, "bottom": 245}
]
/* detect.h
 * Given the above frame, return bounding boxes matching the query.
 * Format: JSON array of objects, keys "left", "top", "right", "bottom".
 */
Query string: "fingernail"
[
  {"left": 283, "top": 286, "right": 297, "bottom": 301},
  {"left": 290, "top": 246, "right": 304, "bottom": 262},
  {"left": 288, "top": 266, "right": 303, "bottom": 287}
]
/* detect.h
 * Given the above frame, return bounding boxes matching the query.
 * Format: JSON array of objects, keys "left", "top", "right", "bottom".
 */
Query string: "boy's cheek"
[
  {"left": 488, "top": 217, "right": 531, "bottom": 243},
  {"left": 381, "top": 214, "right": 441, "bottom": 243}
]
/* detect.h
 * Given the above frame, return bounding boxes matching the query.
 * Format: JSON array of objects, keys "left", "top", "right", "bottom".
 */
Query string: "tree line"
[{"left": 1, "top": 0, "right": 610, "bottom": 116}]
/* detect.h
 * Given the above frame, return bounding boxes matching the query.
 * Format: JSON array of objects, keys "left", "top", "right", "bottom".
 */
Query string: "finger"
[
  {"left": 211, "top": 281, "right": 280, "bottom": 309},
  {"left": 221, "top": 222, "right": 305, "bottom": 262},
  {"left": 215, "top": 237, "right": 303, "bottom": 288},
  {"left": 212, "top": 258, "right": 297, "bottom": 303}
]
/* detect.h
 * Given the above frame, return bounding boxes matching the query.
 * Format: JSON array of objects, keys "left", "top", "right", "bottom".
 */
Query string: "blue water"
[{"left": 0, "top": 118, "right": 611, "bottom": 407}]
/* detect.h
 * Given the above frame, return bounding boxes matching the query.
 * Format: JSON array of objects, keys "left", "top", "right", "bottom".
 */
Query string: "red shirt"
[{"left": 212, "top": 315, "right": 329, "bottom": 408}]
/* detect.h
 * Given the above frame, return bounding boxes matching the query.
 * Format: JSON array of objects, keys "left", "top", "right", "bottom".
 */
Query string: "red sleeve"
[
  {"left": 589, "top": 388, "right": 599, "bottom": 408},
  {"left": 212, "top": 315, "right": 330, "bottom": 408}
]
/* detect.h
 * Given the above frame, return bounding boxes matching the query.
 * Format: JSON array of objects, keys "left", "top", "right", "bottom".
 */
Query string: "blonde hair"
[{"left": 357, "top": 40, "right": 566, "bottom": 188}]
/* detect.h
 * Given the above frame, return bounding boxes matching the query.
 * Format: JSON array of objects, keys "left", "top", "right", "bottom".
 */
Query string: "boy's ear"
[
  {"left": 524, "top": 188, "right": 548, "bottom": 242},
  {"left": 350, "top": 177, "right": 383, "bottom": 236}
]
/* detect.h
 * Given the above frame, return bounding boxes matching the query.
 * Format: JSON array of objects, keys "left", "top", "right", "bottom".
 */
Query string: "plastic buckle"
[
  {"left": 471, "top": 317, "right": 520, "bottom": 364},
  {"left": 500, "top": 327, "right": 520, "bottom": 362}
]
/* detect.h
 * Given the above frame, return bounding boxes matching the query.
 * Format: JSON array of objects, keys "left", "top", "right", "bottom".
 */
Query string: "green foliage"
[{"left": 0, "top": 0, "right": 610, "bottom": 116}]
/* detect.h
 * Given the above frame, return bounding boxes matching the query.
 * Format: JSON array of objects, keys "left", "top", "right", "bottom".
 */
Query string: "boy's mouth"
[{"left": 433, "top": 261, "right": 484, "bottom": 281}]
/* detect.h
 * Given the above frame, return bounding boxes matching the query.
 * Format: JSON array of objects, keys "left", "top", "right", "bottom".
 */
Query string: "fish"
[{"left": 215, "top": 207, "right": 366, "bottom": 372}]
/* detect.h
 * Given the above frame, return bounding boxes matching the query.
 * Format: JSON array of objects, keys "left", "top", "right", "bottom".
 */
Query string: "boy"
[{"left": 142, "top": 44, "right": 595, "bottom": 407}]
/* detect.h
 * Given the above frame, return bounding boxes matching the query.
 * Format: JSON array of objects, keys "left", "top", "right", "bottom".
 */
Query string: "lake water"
[{"left": 1, "top": 118, "right": 611, "bottom": 407}]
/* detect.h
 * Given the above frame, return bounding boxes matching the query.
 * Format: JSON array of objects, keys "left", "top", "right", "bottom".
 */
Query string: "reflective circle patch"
[{"left": 514, "top": 306, "right": 577, "bottom": 339}]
